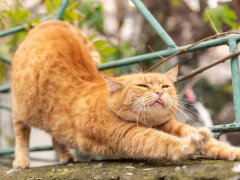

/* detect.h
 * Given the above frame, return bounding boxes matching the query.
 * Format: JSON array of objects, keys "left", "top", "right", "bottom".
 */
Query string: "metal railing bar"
[
  {"left": 211, "top": 123, "right": 240, "bottom": 132},
  {"left": 131, "top": 0, "right": 177, "bottom": 48},
  {"left": 0, "top": 146, "right": 53, "bottom": 156},
  {"left": 99, "top": 34, "right": 240, "bottom": 70},
  {"left": 0, "top": 25, "right": 28, "bottom": 37},
  {"left": 0, "top": 83, "right": 10, "bottom": 93},
  {"left": 55, "top": 0, "right": 69, "bottom": 20},
  {"left": 0, "top": 56, "right": 11, "bottom": 64},
  {"left": 0, "top": 104, "right": 11, "bottom": 111},
  {"left": 228, "top": 39, "right": 240, "bottom": 122}
]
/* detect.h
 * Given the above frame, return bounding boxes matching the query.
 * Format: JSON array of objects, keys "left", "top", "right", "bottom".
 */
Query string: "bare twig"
[
  {"left": 145, "top": 31, "right": 240, "bottom": 72},
  {"left": 175, "top": 50, "right": 240, "bottom": 83}
]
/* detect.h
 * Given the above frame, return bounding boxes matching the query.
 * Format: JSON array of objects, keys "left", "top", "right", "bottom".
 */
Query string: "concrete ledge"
[{"left": 1, "top": 158, "right": 240, "bottom": 180}]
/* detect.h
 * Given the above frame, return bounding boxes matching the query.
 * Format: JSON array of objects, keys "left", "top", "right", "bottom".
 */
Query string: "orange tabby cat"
[{"left": 12, "top": 20, "right": 240, "bottom": 169}]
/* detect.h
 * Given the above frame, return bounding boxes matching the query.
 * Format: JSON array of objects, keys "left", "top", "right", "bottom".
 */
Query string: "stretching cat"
[{"left": 12, "top": 20, "right": 240, "bottom": 169}]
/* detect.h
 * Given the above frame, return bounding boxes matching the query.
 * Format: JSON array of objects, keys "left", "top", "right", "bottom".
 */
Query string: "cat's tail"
[{"left": 64, "top": 21, "right": 101, "bottom": 65}]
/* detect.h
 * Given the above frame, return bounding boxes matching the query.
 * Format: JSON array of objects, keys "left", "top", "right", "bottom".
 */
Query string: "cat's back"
[
  {"left": 12, "top": 20, "right": 99, "bottom": 77},
  {"left": 11, "top": 20, "right": 102, "bottom": 125}
]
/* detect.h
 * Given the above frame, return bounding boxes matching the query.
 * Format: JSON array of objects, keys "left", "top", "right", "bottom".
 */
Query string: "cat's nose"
[{"left": 155, "top": 91, "right": 163, "bottom": 97}]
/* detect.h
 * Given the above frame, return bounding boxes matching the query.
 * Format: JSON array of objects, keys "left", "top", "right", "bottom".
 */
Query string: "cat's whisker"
[
  {"left": 170, "top": 104, "right": 197, "bottom": 127},
  {"left": 116, "top": 105, "right": 131, "bottom": 119},
  {"left": 177, "top": 104, "right": 199, "bottom": 117},
  {"left": 126, "top": 100, "right": 143, "bottom": 121}
]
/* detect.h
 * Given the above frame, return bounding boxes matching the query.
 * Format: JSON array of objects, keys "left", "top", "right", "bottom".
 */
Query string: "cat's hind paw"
[
  {"left": 202, "top": 146, "right": 236, "bottom": 161},
  {"left": 59, "top": 153, "right": 75, "bottom": 165},
  {"left": 232, "top": 147, "right": 240, "bottom": 161},
  {"left": 13, "top": 157, "right": 30, "bottom": 169}
]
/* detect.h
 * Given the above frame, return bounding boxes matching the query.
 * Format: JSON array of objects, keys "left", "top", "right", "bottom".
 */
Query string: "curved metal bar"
[{"left": 131, "top": 0, "right": 177, "bottom": 48}]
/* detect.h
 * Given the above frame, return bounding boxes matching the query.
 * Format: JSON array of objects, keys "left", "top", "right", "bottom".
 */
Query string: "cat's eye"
[
  {"left": 136, "top": 84, "right": 149, "bottom": 88},
  {"left": 162, "top": 85, "right": 170, "bottom": 89}
]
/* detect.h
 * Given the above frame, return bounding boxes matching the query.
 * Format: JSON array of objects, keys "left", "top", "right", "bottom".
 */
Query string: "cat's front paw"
[
  {"left": 192, "top": 127, "right": 212, "bottom": 148},
  {"left": 13, "top": 157, "right": 30, "bottom": 169},
  {"left": 171, "top": 136, "right": 199, "bottom": 161}
]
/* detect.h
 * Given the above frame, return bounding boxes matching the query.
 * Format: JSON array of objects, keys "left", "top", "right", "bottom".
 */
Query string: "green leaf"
[
  {"left": 53, "top": 0, "right": 62, "bottom": 9},
  {"left": 93, "top": 39, "right": 108, "bottom": 48},
  {"left": 99, "top": 46, "right": 116, "bottom": 56},
  {"left": 44, "top": 0, "right": 53, "bottom": 14},
  {"left": 203, "top": 5, "right": 238, "bottom": 31},
  {"left": 88, "top": 34, "right": 96, "bottom": 41}
]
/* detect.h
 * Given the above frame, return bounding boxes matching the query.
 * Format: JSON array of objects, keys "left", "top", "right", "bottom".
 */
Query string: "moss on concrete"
[{"left": 1, "top": 158, "right": 240, "bottom": 180}]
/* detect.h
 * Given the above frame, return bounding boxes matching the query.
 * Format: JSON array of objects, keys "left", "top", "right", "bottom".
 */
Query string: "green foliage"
[
  {"left": 0, "top": 0, "right": 118, "bottom": 61},
  {"left": 77, "top": 0, "right": 104, "bottom": 32},
  {"left": 44, "top": 0, "right": 81, "bottom": 22},
  {"left": 2, "top": 8, "right": 30, "bottom": 26},
  {"left": 203, "top": 5, "right": 238, "bottom": 32},
  {"left": 112, "top": 42, "right": 136, "bottom": 60},
  {"left": 92, "top": 39, "right": 116, "bottom": 63},
  {"left": 1, "top": 7, "right": 31, "bottom": 50},
  {"left": 0, "top": 62, "right": 6, "bottom": 83}
]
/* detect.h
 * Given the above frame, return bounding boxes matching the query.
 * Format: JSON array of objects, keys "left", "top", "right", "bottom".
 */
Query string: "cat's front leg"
[
  {"left": 77, "top": 122, "right": 210, "bottom": 161},
  {"left": 115, "top": 124, "right": 209, "bottom": 160},
  {"left": 200, "top": 138, "right": 240, "bottom": 160},
  {"left": 155, "top": 119, "right": 211, "bottom": 145}
]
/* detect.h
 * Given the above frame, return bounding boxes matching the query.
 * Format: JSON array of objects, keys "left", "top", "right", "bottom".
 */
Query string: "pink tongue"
[{"left": 156, "top": 99, "right": 164, "bottom": 106}]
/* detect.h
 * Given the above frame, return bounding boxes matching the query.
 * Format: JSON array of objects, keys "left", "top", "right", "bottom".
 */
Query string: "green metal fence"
[{"left": 0, "top": 0, "right": 240, "bottom": 157}]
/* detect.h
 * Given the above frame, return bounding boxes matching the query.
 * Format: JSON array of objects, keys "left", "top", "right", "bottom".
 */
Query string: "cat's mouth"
[{"left": 153, "top": 99, "right": 165, "bottom": 107}]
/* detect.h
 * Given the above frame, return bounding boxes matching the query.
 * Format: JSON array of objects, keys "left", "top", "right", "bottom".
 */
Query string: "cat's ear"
[
  {"left": 166, "top": 65, "right": 179, "bottom": 82},
  {"left": 104, "top": 75, "right": 123, "bottom": 93}
]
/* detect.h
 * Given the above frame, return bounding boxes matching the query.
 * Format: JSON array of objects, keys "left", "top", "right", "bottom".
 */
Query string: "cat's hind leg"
[
  {"left": 13, "top": 120, "right": 31, "bottom": 169},
  {"left": 52, "top": 138, "right": 75, "bottom": 164}
]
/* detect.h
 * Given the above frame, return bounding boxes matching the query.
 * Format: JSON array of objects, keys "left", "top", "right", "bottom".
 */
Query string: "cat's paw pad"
[{"left": 13, "top": 157, "right": 30, "bottom": 169}]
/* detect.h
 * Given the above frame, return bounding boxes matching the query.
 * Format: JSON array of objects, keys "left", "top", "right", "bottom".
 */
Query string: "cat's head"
[{"left": 104, "top": 66, "right": 179, "bottom": 127}]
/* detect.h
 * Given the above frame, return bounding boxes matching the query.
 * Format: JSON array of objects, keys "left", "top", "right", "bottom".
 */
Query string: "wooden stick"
[{"left": 175, "top": 50, "right": 240, "bottom": 83}]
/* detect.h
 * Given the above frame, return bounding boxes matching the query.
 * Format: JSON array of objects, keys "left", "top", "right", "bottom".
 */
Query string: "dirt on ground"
[{"left": 1, "top": 158, "right": 240, "bottom": 180}]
